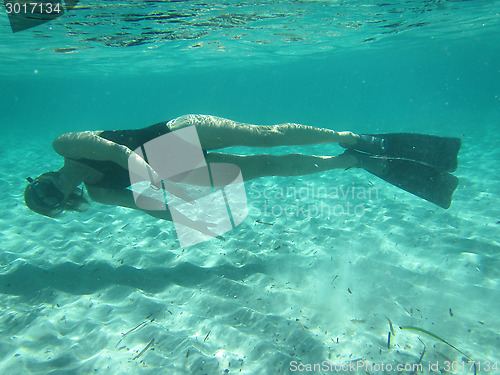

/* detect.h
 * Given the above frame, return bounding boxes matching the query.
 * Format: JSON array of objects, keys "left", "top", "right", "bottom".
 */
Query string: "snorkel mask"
[{"left": 25, "top": 174, "right": 65, "bottom": 216}]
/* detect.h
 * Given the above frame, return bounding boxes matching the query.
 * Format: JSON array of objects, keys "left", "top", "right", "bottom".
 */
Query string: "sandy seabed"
[{"left": 0, "top": 131, "right": 498, "bottom": 375}]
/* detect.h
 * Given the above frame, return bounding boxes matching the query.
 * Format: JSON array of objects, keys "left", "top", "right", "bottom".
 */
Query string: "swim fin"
[
  {"left": 343, "top": 133, "right": 461, "bottom": 172},
  {"left": 346, "top": 150, "right": 459, "bottom": 209}
]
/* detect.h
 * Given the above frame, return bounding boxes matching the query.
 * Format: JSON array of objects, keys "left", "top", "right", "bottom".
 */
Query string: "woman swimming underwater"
[{"left": 24, "top": 114, "right": 461, "bottom": 224}]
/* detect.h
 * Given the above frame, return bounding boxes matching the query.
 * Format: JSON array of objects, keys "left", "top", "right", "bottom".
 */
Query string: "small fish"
[
  {"left": 123, "top": 321, "right": 147, "bottom": 337},
  {"left": 204, "top": 331, "right": 211, "bottom": 342},
  {"left": 132, "top": 338, "right": 155, "bottom": 361},
  {"left": 385, "top": 317, "right": 395, "bottom": 336},
  {"left": 53, "top": 47, "right": 78, "bottom": 53},
  {"left": 256, "top": 219, "right": 273, "bottom": 226},
  {"left": 331, "top": 275, "right": 338, "bottom": 284},
  {"left": 387, "top": 331, "right": 391, "bottom": 349},
  {"left": 409, "top": 345, "right": 426, "bottom": 375}
]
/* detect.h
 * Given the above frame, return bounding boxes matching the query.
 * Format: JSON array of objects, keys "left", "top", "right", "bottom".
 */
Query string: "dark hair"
[{"left": 24, "top": 172, "right": 89, "bottom": 218}]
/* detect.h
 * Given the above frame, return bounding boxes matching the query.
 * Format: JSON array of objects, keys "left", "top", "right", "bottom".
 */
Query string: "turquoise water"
[{"left": 1, "top": 1, "right": 499, "bottom": 374}]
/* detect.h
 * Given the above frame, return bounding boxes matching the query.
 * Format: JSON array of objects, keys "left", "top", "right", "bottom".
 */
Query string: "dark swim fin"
[
  {"left": 347, "top": 150, "right": 459, "bottom": 209},
  {"left": 344, "top": 133, "right": 462, "bottom": 172}
]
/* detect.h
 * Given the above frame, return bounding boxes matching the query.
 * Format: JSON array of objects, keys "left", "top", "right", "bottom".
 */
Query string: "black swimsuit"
[{"left": 77, "top": 122, "right": 171, "bottom": 189}]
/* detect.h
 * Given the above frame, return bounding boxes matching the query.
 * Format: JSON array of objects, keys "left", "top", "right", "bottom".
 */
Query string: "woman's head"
[{"left": 24, "top": 172, "right": 89, "bottom": 217}]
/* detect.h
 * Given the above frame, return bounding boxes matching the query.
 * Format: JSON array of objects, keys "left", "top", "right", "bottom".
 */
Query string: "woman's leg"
[
  {"left": 167, "top": 114, "right": 358, "bottom": 150},
  {"left": 205, "top": 152, "right": 357, "bottom": 181}
]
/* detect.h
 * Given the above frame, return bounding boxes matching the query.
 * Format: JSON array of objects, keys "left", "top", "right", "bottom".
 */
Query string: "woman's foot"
[
  {"left": 337, "top": 149, "right": 359, "bottom": 169},
  {"left": 338, "top": 131, "right": 359, "bottom": 146},
  {"left": 341, "top": 149, "right": 389, "bottom": 175},
  {"left": 340, "top": 134, "right": 387, "bottom": 155}
]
